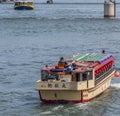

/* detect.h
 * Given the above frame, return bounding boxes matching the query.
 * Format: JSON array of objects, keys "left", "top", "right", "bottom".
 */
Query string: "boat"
[
  {"left": 36, "top": 52, "right": 118, "bottom": 103},
  {"left": 14, "top": 0, "right": 34, "bottom": 10}
]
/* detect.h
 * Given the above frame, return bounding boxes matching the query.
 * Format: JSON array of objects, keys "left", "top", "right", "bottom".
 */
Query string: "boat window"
[
  {"left": 87, "top": 71, "right": 93, "bottom": 80},
  {"left": 72, "top": 74, "right": 75, "bottom": 81},
  {"left": 72, "top": 73, "right": 80, "bottom": 81},
  {"left": 82, "top": 73, "right": 87, "bottom": 81},
  {"left": 73, "top": 72, "right": 92, "bottom": 82},
  {"left": 76, "top": 73, "right": 80, "bottom": 82}
]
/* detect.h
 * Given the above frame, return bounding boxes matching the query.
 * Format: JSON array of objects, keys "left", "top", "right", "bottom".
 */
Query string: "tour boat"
[
  {"left": 36, "top": 53, "right": 118, "bottom": 103},
  {"left": 14, "top": 0, "right": 34, "bottom": 10}
]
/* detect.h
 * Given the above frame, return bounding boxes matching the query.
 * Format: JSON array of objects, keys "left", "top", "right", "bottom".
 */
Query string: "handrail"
[{"left": 95, "top": 66, "right": 114, "bottom": 85}]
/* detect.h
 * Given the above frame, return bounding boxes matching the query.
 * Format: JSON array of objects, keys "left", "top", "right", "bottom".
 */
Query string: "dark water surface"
[{"left": 0, "top": 3, "right": 120, "bottom": 116}]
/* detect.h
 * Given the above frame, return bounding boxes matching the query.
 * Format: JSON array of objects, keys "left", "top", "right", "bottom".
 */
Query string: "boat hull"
[
  {"left": 14, "top": 5, "right": 34, "bottom": 10},
  {"left": 38, "top": 75, "right": 112, "bottom": 103}
]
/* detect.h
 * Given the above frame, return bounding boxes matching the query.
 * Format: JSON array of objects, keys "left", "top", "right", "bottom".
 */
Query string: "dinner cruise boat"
[
  {"left": 36, "top": 52, "right": 119, "bottom": 103},
  {"left": 14, "top": 0, "right": 34, "bottom": 10}
]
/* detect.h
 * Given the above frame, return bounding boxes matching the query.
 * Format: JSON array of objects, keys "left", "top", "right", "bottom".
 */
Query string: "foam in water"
[
  {"left": 52, "top": 105, "right": 64, "bottom": 111},
  {"left": 40, "top": 111, "right": 52, "bottom": 115},
  {"left": 111, "top": 83, "right": 120, "bottom": 89}
]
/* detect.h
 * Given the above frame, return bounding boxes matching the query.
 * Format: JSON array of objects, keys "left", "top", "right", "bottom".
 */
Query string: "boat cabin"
[{"left": 39, "top": 53, "right": 114, "bottom": 90}]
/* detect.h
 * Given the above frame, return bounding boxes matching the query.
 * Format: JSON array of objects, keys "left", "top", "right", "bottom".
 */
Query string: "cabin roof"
[
  {"left": 71, "top": 53, "right": 112, "bottom": 63},
  {"left": 42, "top": 53, "right": 114, "bottom": 74}
]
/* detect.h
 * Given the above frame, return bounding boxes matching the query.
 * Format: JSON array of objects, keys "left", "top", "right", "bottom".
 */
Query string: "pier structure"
[
  {"left": 45, "top": 0, "right": 117, "bottom": 18},
  {"left": 47, "top": 0, "right": 53, "bottom": 4},
  {"left": 104, "top": 0, "right": 116, "bottom": 17}
]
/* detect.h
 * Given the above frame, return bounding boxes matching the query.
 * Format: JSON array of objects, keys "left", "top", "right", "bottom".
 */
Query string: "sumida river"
[{"left": 1, "top": 2, "right": 120, "bottom": 116}]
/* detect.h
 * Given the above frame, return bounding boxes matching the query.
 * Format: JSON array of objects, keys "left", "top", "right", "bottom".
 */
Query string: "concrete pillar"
[
  {"left": 47, "top": 0, "right": 53, "bottom": 4},
  {"left": 104, "top": 0, "right": 116, "bottom": 17}
]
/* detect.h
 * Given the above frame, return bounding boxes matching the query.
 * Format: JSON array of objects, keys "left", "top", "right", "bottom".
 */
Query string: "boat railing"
[{"left": 95, "top": 66, "right": 114, "bottom": 85}]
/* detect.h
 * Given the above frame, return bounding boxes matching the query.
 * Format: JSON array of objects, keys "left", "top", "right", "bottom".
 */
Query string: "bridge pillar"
[
  {"left": 104, "top": 0, "right": 116, "bottom": 17},
  {"left": 47, "top": 0, "right": 53, "bottom": 4}
]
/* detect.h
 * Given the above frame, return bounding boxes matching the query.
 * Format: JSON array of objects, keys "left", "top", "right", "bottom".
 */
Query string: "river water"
[{"left": 1, "top": 2, "right": 120, "bottom": 116}]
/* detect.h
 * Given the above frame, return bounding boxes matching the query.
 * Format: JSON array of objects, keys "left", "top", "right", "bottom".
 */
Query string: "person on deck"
[
  {"left": 102, "top": 50, "right": 106, "bottom": 54},
  {"left": 58, "top": 57, "right": 67, "bottom": 69}
]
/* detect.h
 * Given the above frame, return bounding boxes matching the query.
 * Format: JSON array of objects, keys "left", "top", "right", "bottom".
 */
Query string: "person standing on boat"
[
  {"left": 102, "top": 50, "right": 106, "bottom": 54},
  {"left": 58, "top": 57, "right": 67, "bottom": 69}
]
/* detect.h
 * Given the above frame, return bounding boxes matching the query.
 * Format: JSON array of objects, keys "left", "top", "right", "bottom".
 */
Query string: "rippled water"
[{"left": 0, "top": 2, "right": 120, "bottom": 116}]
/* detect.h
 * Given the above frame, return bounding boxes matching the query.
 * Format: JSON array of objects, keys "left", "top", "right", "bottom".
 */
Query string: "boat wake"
[
  {"left": 75, "top": 102, "right": 90, "bottom": 108},
  {"left": 52, "top": 105, "right": 64, "bottom": 111},
  {"left": 111, "top": 83, "right": 120, "bottom": 89},
  {"left": 40, "top": 111, "right": 52, "bottom": 115}
]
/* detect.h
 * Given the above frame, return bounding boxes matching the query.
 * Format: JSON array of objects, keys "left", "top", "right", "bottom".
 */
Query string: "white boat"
[{"left": 36, "top": 53, "right": 119, "bottom": 103}]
